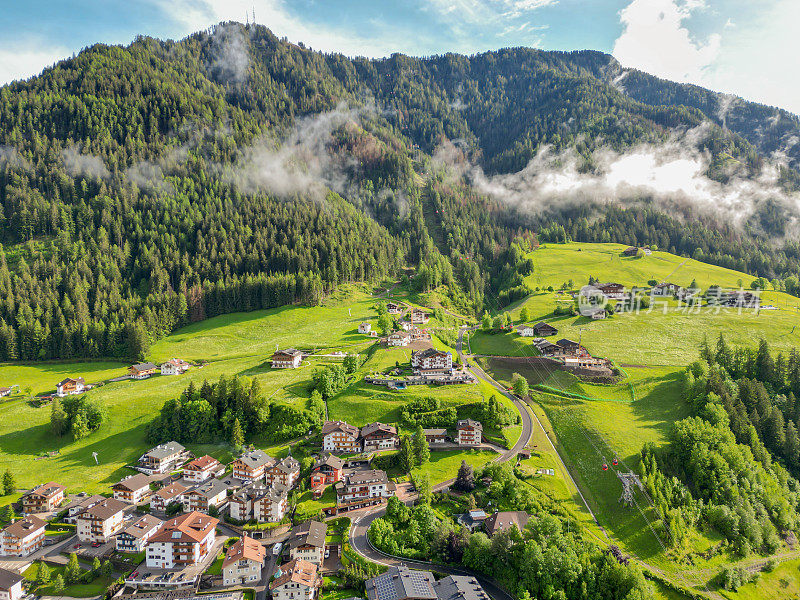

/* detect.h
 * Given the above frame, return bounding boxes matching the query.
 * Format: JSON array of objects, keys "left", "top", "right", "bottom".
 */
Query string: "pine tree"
[
  {"left": 50, "top": 397, "right": 68, "bottom": 436},
  {"left": 36, "top": 562, "right": 51, "bottom": 585},
  {"left": 454, "top": 460, "right": 475, "bottom": 491},
  {"left": 101, "top": 560, "right": 113, "bottom": 577},
  {"left": 2, "top": 470, "right": 14, "bottom": 495},
  {"left": 231, "top": 418, "right": 244, "bottom": 450},
  {"left": 412, "top": 425, "right": 430, "bottom": 466},
  {"left": 512, "top": 373, "right": 529, "bottom": 398},
  {"left": 65, "top": 553, "right": 81, "bottom": 583},
  {"left": 399, "top": 436, "right": 414, "bottom": 473},
  {"left": 519, "top": 306, "right": 529, "bottom": 323},
  {"left": 52, "top": 574, "right": 65, "bottom": 594}
]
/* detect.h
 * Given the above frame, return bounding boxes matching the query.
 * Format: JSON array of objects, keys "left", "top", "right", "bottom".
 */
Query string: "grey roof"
[
  {"left": 146, "top": 441, "right": 185, "bottom": 460},
  {"left": 556, "top": 338, "right": 580, "bottom": 348},
  {"left": 121, "top": 514, "right": 162, "bottom": 539},
  {"left": 190, "top": 478, "right": 229, "bottom": 498},
  {"left": 114, "top": 473, "right": 152, "bottom": 491},
  {"left": 273, "top": 456, "right": 300, "bottom": 474},
  {"left": 433, "top": 576, "right": 490, "bottom": 600},
  {"left": 412, "top": 347, "right": 447, "bottom": 359},
  {"left": 321, "top": 420, "right": 359, "bottom": 438},
  {"left": 365, "top": 566, "right": 437, "bottom": 600},
  {"left": 361, "top": 422, "right": 397, "bottom": 438},
  {"left": 81, "top": 497, "right": 127, "bottom": 521},
  {"left": 314, "top": 453, "right": 344, "bottom": 470},
  {"left": 274, "top": 348, "right": 303, "bottom": 357},
  {"left": 422, "top": 428, "right": 447, "bottom": 436},
  {"left": 132, "top": 362, "right": 158, "bottom": 371},
  {"left": 456, "top": 419, "right": 482, "bottom": 431},
  {"left": 0, "top": 567, "right": 24, "bottom": 591},
  {"left": 344, "top": 470, "right": 388, "bottom": 486},
  {"left": 237, "top": 449, "right": 273, "bottom": 469},
  {"left": 289, "top": 520, "right": 327, "bottom": 549},
  {"left": 483, "top": 511, "right": 530, "bottom": 535}
]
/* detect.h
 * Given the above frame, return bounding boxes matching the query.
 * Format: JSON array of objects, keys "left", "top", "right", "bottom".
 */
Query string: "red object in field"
[
  {"left": 612, "top": 457, "right": 618, "bottom": 466},
  {"left": 602, "top": 463, "right": 609, "bottom": 471}
]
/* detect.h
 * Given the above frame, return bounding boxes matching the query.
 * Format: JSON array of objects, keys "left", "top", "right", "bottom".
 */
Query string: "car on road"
[
  {"left": 273, "top": 542, "right": 283, "bottom": 556},
  {"left": 73, "top": 543, "right": 81, "bottom": 548},
  {"left": 91, "top": 541, "right": 102, "bottom": 547},
  {"left": 324, "top": 549, "right": 330, "bottom": 558}
]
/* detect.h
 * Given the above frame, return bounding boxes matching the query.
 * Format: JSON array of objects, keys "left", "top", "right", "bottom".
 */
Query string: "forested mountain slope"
[{"left": 0, "top": 22, "right": 799, "bottom": 361}]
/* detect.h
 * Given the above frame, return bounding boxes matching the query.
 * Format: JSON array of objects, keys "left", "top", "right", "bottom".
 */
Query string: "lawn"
[
  {"left": 0, "top": 360, "right": 127, "bottom": 396},
  {"left": 24, "top": 561, "right": 115, "bottom": 598},
  {"left": 295, "top": 486, "right": 337, "bottom": 521},
  {"left": 406, "top": 449, "right": 496, "bottom": 485}
]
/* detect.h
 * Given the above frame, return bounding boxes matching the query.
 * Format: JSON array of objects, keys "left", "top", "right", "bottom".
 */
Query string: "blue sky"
[{"left": 1, "top": 0, "right": 798, "bottom": 113}]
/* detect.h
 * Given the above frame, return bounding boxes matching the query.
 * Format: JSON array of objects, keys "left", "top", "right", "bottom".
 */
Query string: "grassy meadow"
[
  {"left": 0, "top": 284, "right": 487, "bottom": 493},
  {"left": 474, "top": 242, "right": 800, "bottom": 365}
]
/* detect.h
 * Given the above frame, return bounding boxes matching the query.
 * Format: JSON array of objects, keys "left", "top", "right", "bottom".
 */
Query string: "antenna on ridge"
[
  {"left": 253, "top": 7, "right": 256, "bottom": 23},
  {"left": 246, "top": 11, "right": 249, "bottom": 25}
]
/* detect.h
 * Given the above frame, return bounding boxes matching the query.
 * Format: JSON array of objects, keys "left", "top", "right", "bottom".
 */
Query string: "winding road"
[{"left": 347, "top": 326, "right": 535, "bottom": 600}]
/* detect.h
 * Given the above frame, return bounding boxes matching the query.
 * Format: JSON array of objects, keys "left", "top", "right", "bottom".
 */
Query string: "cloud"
[
  {"left": 125, "top": 161, "right": 173, "bottom": 194},
  {"left": 61, "top": 145, "right": 110, "bottom": 180},
  {"left": 206, "top": 23, "right": 250, "bottom": 85},
  {"left": 612, "top": 0, "right": 720, "bottom": 84},
  {"left": 0, "top": 41, "right": 71, "bottom": 86},
  {"left": 222, "top": 103, "right": 369, "bottom": 199},
  {"left": 0, "top": 146, "right": 30, "bottom": 171},
  {"left": 436, "top": 126, "right": 800, "bottom": 237}
]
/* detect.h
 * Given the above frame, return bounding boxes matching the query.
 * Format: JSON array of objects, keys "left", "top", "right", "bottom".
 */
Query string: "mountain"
[{"left": 0, "top": 22, "right": 799, "bottom": 361}]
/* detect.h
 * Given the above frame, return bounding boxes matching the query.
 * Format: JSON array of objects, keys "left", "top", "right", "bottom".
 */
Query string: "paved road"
[{"left": 349, "top": 508, "right": 514, "bottom": 600}]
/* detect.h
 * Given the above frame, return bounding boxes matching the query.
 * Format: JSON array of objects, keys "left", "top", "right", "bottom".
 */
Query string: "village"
[{"left": 0, "top": 410, "right": 497, "bottom": 600}]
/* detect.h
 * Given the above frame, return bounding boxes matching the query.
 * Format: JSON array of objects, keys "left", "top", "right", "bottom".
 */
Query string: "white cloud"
[
  {"left": 0, "top": 41, "right": 71, "bottom": 86},
  {"left": 612, "top": 0, "right": 720, "bottom": 84},
  {"left": 613, "top": 0, "right": 800, "bottom": 115}
]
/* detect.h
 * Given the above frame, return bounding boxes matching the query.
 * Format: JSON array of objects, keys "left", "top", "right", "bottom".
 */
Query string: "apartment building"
[
  {"left": 222, "top": 536, "right": 266, "bottom": 586},
  {"left": 116, "top": 514, "right": 163, "bottom": 553},
  {"left": 287, "top": 521, "right": 327, "bottom": 566},
  {"left": 264, "top": 456, "right": 300, "bottom": 489},
  {"left": 145, "top": 512, "right": 218, "bottom": 569},
  {"left": 76, "top": 498, "right": 127, "bottom": 543},
  {"left": 231, "top": 449, "right": 273, "bottom": 482},
  {"left": 183, "top": 455, "right": 224, "bottom": 483},
  {"left": 112, "top": 474, "right": 152, "bottom": 504},
  {"left": 0, "top": 516, "right": 46, "bottom": 556}
]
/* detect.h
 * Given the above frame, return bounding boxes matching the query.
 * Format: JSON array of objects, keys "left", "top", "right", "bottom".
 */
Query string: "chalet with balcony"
[
  {"left": 223, "top": 535, "right": 266, "bottom": 587},
  {"left": 22, "top": 482, "right": 65, "bottom": 514},
  {"left": 533, "top": 322, "right": 558, "bottom": 337},
  {"left": 183, "top": 455, "right": 224, "bottom": 483},
  {"left": 185, "top": 479, "right": 228, "bottom": 513},
  {"left": 150, "top": 482, "right": 187, "bottom": 513},
  {"left": 265, "top": 456, "right": 300, "bottom": 489},
  {"left": 116, "top": 514, "right": 162, "bottom": 553},
  {"left": 423, "top": 429, "right": 448, "bottom": 445},
  {"left": 231, "top": 449, "right": 273, "bottom": 481},
  {"left": 321, "top": 421, "right": 361, "bottom": 453},
  {"left": 310, "top": 453, "right": 344, "bottom": 491},
  {"left": 287, "top": 521, "right": 327, "bottom": 566},
  {"left": 113, "top": 473, "right": 152, "bottom": 504},
  {"left": 334, "top": 470, "right": 394, "bottom": 513},
  {"left": 129, "top": 362, "right": 158, "bottom": 380},
  {"left": 160, "top": 358, "right": 191, "bottom": 376},
  {"left": 360, "top": 422, "right": 399, "bottom": 451},
  {"left": 270, "top": 559, "right": 321, "bottom": 600},
  {"left": 138, "top": 441, "right": 186, "bottom": 474},
  {"left": 55, "top": 377, "right": 85, "bottom": 397},
  {"left": 456, "top": 420, "right": 482, "bottom": 446},
  {"left": 411, "top": 348, "right": 452, "bottom": 374},
  {"left": 272, "top": 348, "right": 303, "bottom": 369}
]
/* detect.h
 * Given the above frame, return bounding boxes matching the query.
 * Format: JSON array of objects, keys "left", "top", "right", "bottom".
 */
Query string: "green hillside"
[{"left": 471, "top": 242, "right": 800, "bottom": 365}]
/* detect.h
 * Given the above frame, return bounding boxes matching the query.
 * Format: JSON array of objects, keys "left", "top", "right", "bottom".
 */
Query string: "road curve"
[
  {"left": 349, "top": 507, "right": 515, "bottom": 600},
  {"left": 346, "top": 326, "right": 533, "bottom": 600}
]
